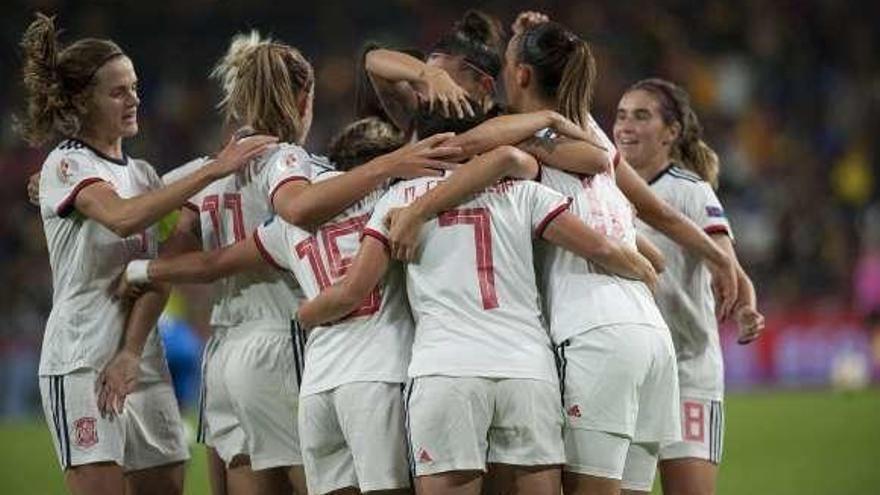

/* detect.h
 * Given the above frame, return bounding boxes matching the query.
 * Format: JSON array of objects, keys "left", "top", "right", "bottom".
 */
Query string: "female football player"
[
  {"left": 19, "top": 14, "right": 273, "bottom": 495},
  {"left": 614, "top": 78, "right": 764, "bottom": 495}
]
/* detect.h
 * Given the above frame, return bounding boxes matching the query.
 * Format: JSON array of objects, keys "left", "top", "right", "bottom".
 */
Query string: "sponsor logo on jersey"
[
  {"left": 566, "top": 404, "right": 582, "bottom": 418},
  {"left": 74, "top": 417, "right": 99, "bottom": 448},
  {"left": 284, "top": 153, "right": 298, "bottom": 168},
  {"left": 417, "top": 447, "right": 433, "bottom": 463},
  {"left": 705, "top": 205, "right": 725, "bottom": 218}
]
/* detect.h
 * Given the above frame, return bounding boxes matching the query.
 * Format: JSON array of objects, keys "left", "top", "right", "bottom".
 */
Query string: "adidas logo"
[{"left": 417, "top": 448, "right": 433, "bottom": 463}]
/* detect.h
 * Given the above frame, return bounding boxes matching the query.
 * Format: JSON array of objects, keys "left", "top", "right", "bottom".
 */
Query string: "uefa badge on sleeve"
[{"left": 74, "top": 416, "right": 99, "bottom": 449}]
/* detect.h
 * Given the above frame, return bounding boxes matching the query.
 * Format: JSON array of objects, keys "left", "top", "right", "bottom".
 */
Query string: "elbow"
[
  {"left": 277, "top": 202, "right": 317, "bottom": 230},
  {"left": 108, "top": 214, "right": 141, "bottom": 238}
]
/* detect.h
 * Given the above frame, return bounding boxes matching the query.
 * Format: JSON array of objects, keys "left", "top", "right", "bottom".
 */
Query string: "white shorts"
[
  {"left": 561, "top": 430, "right": 660, "bottom": 491},
  {"left": 299, "top": 381, "right": 410, "bottom": 494},
  {"left": 558, "top": 324, "right": 681, "bottom": 473},
  {"left": 659, "top": 395, "right": 724, "bottom": 464},
  {"left": 405, "top": 376, "right": 565, "bottom": 476},
  {"left": 39, "top": 369, "right": 189, "bottom": 472},
  {"left": 199, "top": 326, "right": 301, "bottom": 470}
]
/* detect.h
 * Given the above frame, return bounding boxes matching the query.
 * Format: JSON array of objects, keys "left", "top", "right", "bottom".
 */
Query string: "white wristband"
[{"left": 126, "top": 260, "right": 151, "bottom": 284}]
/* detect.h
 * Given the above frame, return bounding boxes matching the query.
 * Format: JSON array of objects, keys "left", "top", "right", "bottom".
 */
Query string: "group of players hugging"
[{"left": 20, "top": 7, "right": 763, "bottom": 495}]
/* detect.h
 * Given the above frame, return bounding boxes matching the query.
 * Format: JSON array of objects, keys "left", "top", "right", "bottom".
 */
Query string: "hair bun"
[{"left": 457, "top": 10, "right": 504, "bottom": 51}]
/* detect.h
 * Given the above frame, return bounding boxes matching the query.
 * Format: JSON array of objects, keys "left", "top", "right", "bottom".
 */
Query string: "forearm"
[
  {"left": 447, "top": 112, "right": 555, "bottom": 158},
  {"left": 636, "top": 234, "right": 666, "bottom": 273},
  {"left": 121, "top": 284, "right": 170, "bottom": 355},
  {"left": 297, "top": 284, "right": 363, "bottom": 329},
  {"left": 275, "top": 160, "right": 391, "bottom": 229},
  {"left": 147, "top": 251, "right": 227, "bottom": 284},
  {"left": 543, "top": 213, "right": 644, "bottom": 279},
  {"left": 365, "top": 49, "right": 428, "bottom": 84},
  {"left": 408, "top": 146, "right": 536, "bottom": 220}
]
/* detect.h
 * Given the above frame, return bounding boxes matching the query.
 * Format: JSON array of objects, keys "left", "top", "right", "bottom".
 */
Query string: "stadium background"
[{"left": 0, "top": 0, "right": 878, "bottom": 493}]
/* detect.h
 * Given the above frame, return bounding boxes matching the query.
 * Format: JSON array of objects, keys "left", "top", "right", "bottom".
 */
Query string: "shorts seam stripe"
[
  {"left": 59, "top": 376, "right": 72, "bottom": 468},
  {"left": 50, "top": 376, "right": 65, "bottom": 469}
]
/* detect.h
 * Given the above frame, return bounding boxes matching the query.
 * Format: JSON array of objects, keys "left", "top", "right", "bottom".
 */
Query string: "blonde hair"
[
  {"left": 211, "top": 31, "right": 314, "bottom": 144},
  {"left": 629, "top": 78, "right": 720, "bottom": 188},
  {"left": 18, "top": 13, "right": 124, "bottom": 146}
]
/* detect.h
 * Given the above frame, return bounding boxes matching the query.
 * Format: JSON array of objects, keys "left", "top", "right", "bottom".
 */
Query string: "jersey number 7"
[{"left": 439, "top": 208, "right": 498, "bottom": 310}]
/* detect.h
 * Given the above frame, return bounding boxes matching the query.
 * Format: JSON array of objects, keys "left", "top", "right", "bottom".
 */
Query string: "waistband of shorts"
[
  {"left": 555, "top": 322, "right": 667, "bottom": 343},
  {"left": 212, "top": 320, "right": 293, "bottom": 338}
]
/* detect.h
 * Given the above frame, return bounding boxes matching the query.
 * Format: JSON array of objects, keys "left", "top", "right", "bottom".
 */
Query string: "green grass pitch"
[{"left": 1, "top": 389, "right": 877, "bottom": 494}]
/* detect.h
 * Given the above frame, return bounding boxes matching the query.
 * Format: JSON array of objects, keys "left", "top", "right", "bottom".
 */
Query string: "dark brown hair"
[
  {"left": 516, "top": 22, "right": 596, "bottom": 129},
  {"left": 431, "top": 10, "right": 505, "bottom": 80},
  {"left": 628, "top": 78, "right": 720, "bottom": 188},
  {"left": 19, "top": 13, "right": 125, "bottom": 146},
  {"left": 327, "top": 117, "right": 406, "bottom": 172}
]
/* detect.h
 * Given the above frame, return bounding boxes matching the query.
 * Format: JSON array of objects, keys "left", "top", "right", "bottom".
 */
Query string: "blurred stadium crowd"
[{"left": 0, "top": 0, "right": 877, "bottom": 416}]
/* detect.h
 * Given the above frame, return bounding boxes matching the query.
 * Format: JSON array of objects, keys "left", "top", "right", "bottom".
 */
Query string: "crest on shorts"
[
  {"left": 566, "top": 404, "right": 582, "bottom": 418},
  {"left": 417, "top": 447, "right": 433, "bottom": 463},
  {"left": 57, "top": 158, "right": 76, "bottom": 185},
  {"left": 74, "top": 416, "right": 99, "bottom": 448}
]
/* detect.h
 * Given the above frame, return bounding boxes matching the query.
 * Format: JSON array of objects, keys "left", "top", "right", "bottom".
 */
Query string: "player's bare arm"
[
  {"left": 713, "top": 233, "right": 764, "bottom": 343},
  {"left": 636, "top": 233, "right": 666, "bottom": 274},
  {"left": 542, "top": 211, "right": 659, "bottom": 292},
  {"left": 385, "top": 145, "right": 538, "bottom": 261},
  {"left": 73, "top": 135, "right": 277, "bottom": 238},
  {"left": 445, "top": 110, "right": 609, "bottom": 177},
  {"left": 296, "top": 237, "right": 390, "bottom": 328},
  {"left": 122, "top": 235, "right": 266, "bottom": 291},
  {"left": 100, "top": 208, "right": 204, "bottom": 416},
  {"left": 616, "top": 158, "right": 738, "bottom": 317},
  {"left": 273, "top": 133, "right": 461, "bottom": 229},
  {"left": 365, "top": 48, "right": 473, "bottom": 126}
]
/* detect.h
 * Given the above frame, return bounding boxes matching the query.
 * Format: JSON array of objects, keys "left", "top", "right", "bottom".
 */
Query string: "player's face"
[
  {"left": 614, "top": 89, "right": 676, "bottom": 168},
  {"left": 82, "top": 56, "right": 140, "bottom": 140}
]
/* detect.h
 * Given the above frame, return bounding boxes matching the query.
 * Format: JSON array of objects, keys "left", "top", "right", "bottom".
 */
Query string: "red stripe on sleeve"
[
  {"left": 535, "top": 198, "right": 573, "bottom": 238},
  {"left": 56, "top": 178, "right": 106, "bottom": 217},
  {"left": 269, "top": 176, "right": 309, "bottom": 206},
  {"left": 704, "top": 225, "right": 730, "bottom": 236},
  {"left": 253, "top": 228, "right": 285, "bottom": 271},
  {"left": 361, "top": 228, "right": 390, "bottom": 251}
]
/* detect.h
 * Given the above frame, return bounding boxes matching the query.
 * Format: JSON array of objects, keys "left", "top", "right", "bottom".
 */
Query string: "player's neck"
[
  {"left": 75, "top": 129, "right": 124, "bottom": 161},
  {"left": 633, "top": 154, "right": 672, "bottom": 183},
  {"left": 515, "top": 92, "right": 556, "bottom": 115}
]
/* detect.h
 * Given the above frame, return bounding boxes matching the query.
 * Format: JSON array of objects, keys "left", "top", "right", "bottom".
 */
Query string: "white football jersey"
[
  {"left": 636, "top": 164, "right": 733, "bottom": 398},
  {"left": 38, "top": 139, "right": 167, "bottom": 377},
  {"left": 255, "top": 172, "right": 412, "bottom": 396},
  {"left": 366, "top": 176, "right": 569, "bottom": 384},
  {"left": 162, "top": 143, "right": 328, "bottom": 331},
  {"left": 538, "top": 116, "right": 666, "bottom": 344}
]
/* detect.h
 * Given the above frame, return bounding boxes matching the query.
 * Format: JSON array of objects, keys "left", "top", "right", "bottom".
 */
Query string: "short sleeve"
[
  {"left": 253, "top": 216, "right": 291, "bottom": 271},
  {"left": 41, "top": 151, "right": 106, "bottom": 218},
  {"left": 523, "top": 182, "right": 572, "bottom": 238},
  {"left": 688, "top": 182, "right": 733, "bottom": 239},
  {"left": 263, "top": 145, "right": 315, "bottom": 205},
  {"left": 362, "top": 188, "right": 403, "bottom": 251}
]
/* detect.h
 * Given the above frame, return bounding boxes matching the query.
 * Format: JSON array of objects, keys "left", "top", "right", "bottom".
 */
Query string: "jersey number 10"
[{"left": 295, "top": 214, "right": 381, "bottom": 318}]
